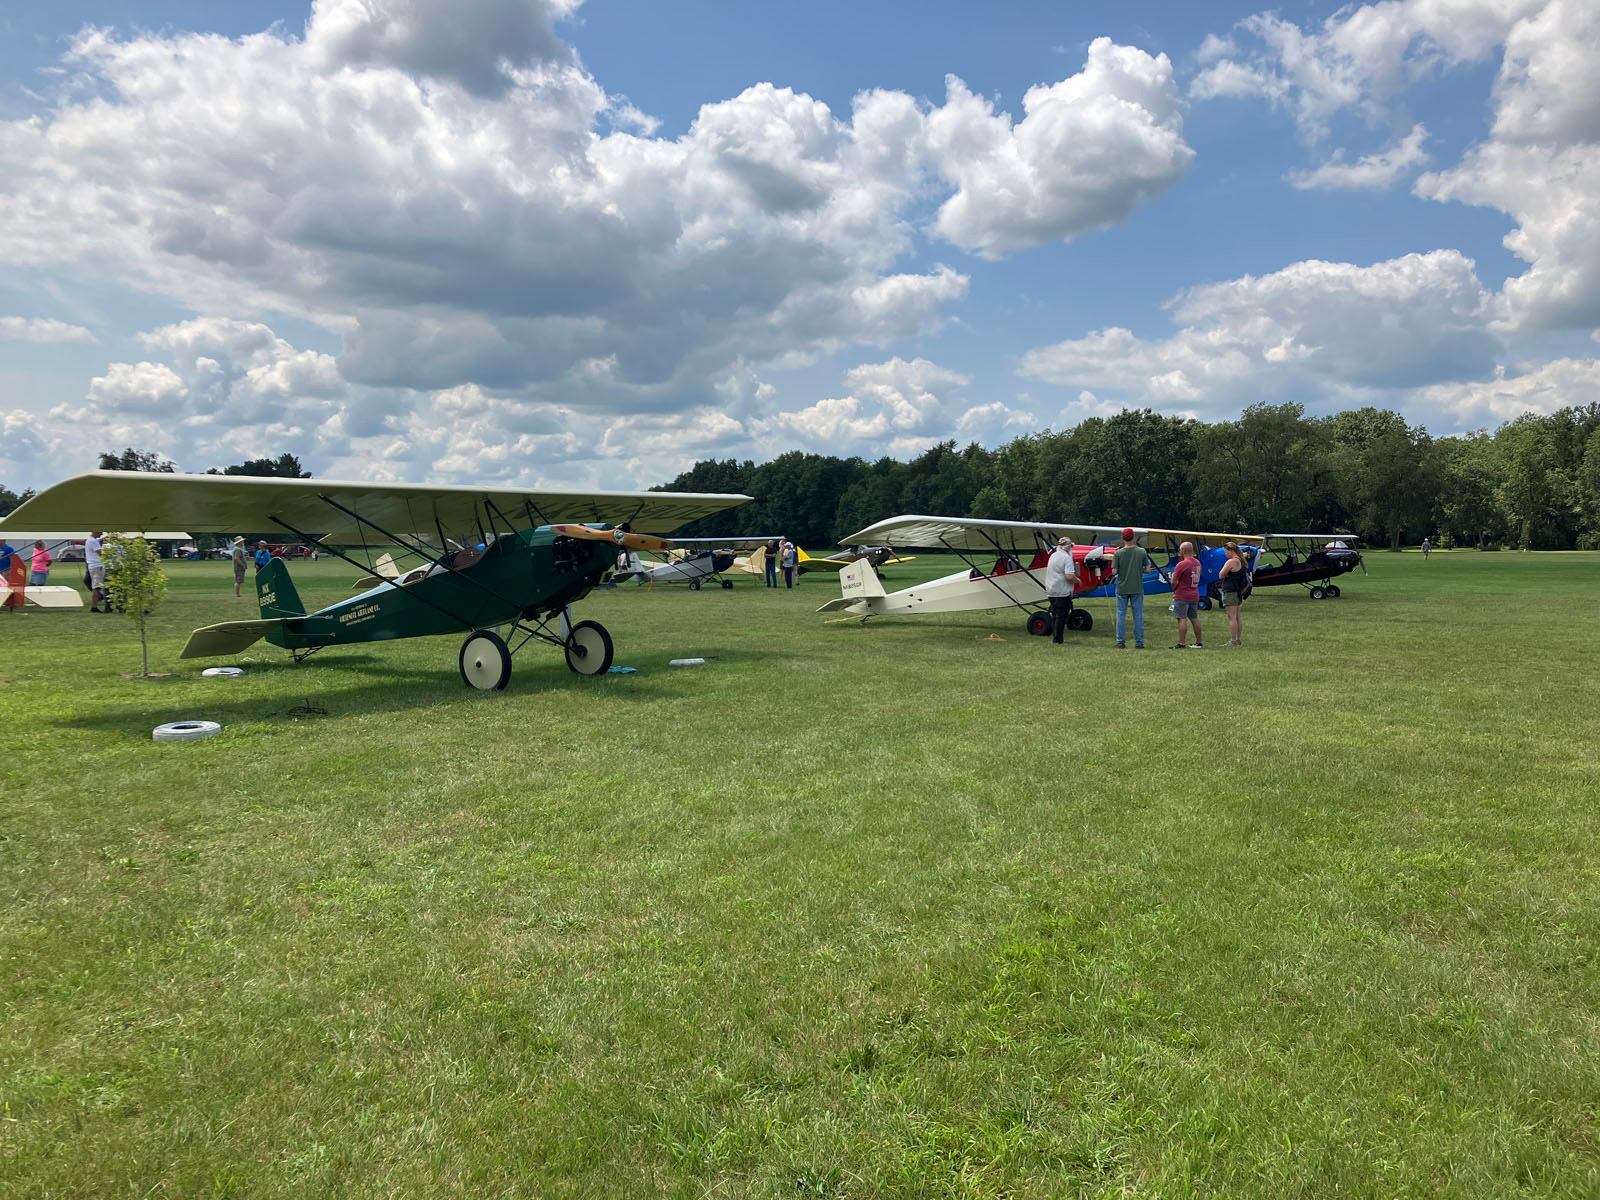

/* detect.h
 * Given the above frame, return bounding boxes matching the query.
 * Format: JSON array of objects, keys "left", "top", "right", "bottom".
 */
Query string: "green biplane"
[{"left": 0, "top": 472, "right": 750, "bottom": 689}]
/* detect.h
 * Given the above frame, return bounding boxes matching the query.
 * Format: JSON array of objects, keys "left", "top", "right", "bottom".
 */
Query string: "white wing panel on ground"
[{"left": 0, "top": 472, "right": 751, "bottom": 539}]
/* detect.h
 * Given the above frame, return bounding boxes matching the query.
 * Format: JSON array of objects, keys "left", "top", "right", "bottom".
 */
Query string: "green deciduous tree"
[
  {"left": 207, "top": 453, "right": 312, "bottom": 478},
  {"left": 0, "top": 484, "right": 35, "bottom": 518},
  {"left": 99, "top": 447, "right": 176, "bottom": 472},
  {"left": 104, "top": 535, "right": 169, "bottom": 678}
]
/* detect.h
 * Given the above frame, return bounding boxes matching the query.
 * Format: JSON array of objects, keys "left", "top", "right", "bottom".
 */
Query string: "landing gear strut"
[{"left": 458, "top": 609, "right": 615, "bottom": 689}]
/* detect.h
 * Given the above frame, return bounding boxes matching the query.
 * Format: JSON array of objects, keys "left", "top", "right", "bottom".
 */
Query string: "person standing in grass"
[
  {"left": 231, "top": 537, "right": 248, "bottom": 597},
  {"left": 1421, "top": 537, "right": 1432, "bottom": 560},
  {"left": 1043, "top": 536, "right": 1078, "bottom": 644},
  {"left": 254, "top": 540, "right": 272, "bottom": 571},
  {"left": 1170, "top": 541, "right": 1203, "bottom": 649},
  {"left": 1218, "top": 540, "right": 1247, "bottom": 646},
  {"left": 0, "top": 537, "right": 22, "bottom": 612},
  {"left": 1112, "top": 526, "right": 1153, "bottom": 649},
  {"left": 764, "top": 538, "right": 779, "bottom": 588},
  {"left": 29, "top": 540, "right": 52, "bottom": 587},
  {"left": 85, "top": 530, "right": 108, "bottom": 612},
  {"left": 780, "top": 538, "right": 798, "bottom": 588}
]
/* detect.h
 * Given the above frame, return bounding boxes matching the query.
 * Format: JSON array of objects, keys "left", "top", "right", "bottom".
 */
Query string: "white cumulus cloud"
[{"left": 0, "top": 316, "right": 97, "bottom": 343}]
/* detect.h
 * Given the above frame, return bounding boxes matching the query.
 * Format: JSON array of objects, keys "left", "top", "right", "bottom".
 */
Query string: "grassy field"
[{"left": 3, "top": 550, "right": 1599, "bottom": 1197}]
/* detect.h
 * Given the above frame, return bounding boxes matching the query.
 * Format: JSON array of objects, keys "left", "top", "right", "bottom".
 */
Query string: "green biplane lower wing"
[{"left": 181, "top": 618, "right": 296, "bottom": 659}]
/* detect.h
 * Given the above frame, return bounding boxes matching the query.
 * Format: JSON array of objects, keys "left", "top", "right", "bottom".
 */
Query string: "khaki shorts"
[
  {"left": 88, "top": 564, "right": 106, "bottom": 588},
  {"left": 1221, "top": 592, "right": 1242, "bottom": 607}
]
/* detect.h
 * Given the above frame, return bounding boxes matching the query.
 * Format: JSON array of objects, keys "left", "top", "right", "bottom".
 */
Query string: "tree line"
[
  {"left": 657, "top": 403, "right": 1600, "bottom": 551},
  {"left": 4, "top": 406, "right": 1596, "bottom": 550}
]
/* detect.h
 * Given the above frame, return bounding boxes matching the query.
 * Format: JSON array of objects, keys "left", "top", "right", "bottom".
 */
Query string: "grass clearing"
[{"left": 3, "top": 551, "right": 1599, "bottom": 1196}]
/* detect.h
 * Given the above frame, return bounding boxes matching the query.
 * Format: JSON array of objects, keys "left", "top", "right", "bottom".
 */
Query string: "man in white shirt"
[
  {"left": 84, "top": 531, "right": 108, "bottom": 613},
  {"left": 1043, "top": 536, "right": 1079, "bottom": 644}
]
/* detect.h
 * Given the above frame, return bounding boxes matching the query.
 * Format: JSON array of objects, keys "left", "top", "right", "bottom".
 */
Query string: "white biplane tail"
[{"left": 816, "top": 556, "right": 885, "bottom": 613}]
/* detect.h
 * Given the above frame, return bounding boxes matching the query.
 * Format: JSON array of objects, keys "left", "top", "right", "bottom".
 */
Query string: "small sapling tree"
[{"left": 104, "top": 535, "right": 169, "bottom": 677}]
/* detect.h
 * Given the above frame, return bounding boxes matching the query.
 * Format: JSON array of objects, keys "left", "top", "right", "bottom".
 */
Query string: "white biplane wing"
[
  {"left": 841, "top": 514, "right": 1132, "bottom": 551},
  {"left": 0, "top": 472, "right": 751, "bottom": 541}
]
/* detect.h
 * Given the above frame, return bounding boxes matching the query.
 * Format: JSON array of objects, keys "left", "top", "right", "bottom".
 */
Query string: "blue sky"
[{"left": 1, "top": 0, "right": 1597, "bottom": 490}]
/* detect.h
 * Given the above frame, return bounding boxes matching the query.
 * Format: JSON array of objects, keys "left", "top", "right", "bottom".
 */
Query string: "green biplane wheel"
[
  {"left": 460, "top": 630, "right": 512, "bottom": 691},
  {"left": 565, "top": 620, "right": 614, "bottom": 676}
]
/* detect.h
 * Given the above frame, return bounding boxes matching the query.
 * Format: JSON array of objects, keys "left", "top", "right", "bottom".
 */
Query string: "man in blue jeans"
[{"left": 1111, "top": 526, "right": 1153, "bottom": 648}]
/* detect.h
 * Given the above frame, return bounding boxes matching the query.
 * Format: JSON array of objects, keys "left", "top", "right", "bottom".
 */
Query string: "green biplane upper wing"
[{"left": 0, "top": 472, "right": 752, "bottom": 540}]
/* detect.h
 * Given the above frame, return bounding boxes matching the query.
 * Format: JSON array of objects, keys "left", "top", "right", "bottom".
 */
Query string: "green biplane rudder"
[{"left": 256, "top": 557, "right": 306, "bottom": 620}]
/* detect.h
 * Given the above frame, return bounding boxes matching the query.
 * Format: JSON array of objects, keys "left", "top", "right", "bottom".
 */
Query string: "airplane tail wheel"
[
  {"left": 565, "top": 620, "right": 614, "bottom": 676},
  {"left": 1025, "top": 612, "right": 1051, "bottom": 636},
  {"left": 1328, "top": 584, "right": 1341, "bottom": 597},
  {"left": 1067, "top": 608, "right": 1092, "bottom": 632},
  {"left": 1309, "top": 586, "right": 1326, "bottom": 600},
  {"left": 460, "top": 630, "right": 511, "bottom": 690},
  {"left": 720, "top": 579, "right": 734, "bottom": 590},
  {"left": 689, "top": 579, "right": 701, "bottom": 591}
]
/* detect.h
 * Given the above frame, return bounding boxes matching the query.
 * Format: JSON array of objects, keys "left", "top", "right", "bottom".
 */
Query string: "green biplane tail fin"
[{"left": 256, "top": 557, "right": 306, "bottom": 620}]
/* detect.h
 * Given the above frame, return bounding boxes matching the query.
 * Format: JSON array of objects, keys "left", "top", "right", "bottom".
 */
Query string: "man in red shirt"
[{"left": 1170, "top": 541, "right": 1203, "bottom": 649}]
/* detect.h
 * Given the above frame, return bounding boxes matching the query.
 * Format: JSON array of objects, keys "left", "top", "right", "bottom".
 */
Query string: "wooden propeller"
[{"left": 549, "top": 524, "right": 674, "bottom": 552}]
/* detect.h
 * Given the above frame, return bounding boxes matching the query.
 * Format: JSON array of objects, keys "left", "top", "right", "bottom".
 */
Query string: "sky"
[{"left": 1, "top": 0, "right": 1597, "bottom": 491}]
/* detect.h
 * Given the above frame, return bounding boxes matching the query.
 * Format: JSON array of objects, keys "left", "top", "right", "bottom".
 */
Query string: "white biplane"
[{"left": 818, "top": 514, "right": 1263, "bottom": 635}]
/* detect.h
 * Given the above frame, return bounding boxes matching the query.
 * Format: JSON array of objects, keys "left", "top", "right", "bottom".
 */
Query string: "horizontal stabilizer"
[
  {"left": 181, "top": 618, "right": 295, "bottom": 659},
  {"left": 1, "top": 584, "right": 83, "bottom": 608},
  {"left": 816, "top": 596, "right": 856, "bottom": 613}
]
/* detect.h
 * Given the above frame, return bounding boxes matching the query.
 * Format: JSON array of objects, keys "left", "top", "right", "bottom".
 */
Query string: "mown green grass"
[{"left": 3, "top": 550, "right": 1598, "bottom": 1197}]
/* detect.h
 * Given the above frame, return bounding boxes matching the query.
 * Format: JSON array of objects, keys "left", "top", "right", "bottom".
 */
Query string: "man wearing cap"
[
  {"left": 1043, "top": 536, "right": 1078, "bottom": 644},
  {"left": 1112, "top": 527, "right": 1154, "bottom": 649},
  {"left": 231, "top": 537, "right": 248, "bottom": 597}
]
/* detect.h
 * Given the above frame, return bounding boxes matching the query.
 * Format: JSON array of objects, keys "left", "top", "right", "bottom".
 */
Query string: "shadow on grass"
[{"left": 51, "top": 652, "right": 684, "bottom": 734}]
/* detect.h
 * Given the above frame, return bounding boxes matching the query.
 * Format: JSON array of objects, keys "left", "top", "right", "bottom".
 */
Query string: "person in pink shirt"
[
  {"left": 1170, "top": 541, "right": 1203, "bottom": 649},
  {"left": 29, "top": 540, "right": 52, "bottom": 586}
]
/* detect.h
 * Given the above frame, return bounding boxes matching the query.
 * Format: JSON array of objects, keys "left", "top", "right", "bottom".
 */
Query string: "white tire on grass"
[{"left": 153, "top": 721, "right": 222, "bottom": 742}]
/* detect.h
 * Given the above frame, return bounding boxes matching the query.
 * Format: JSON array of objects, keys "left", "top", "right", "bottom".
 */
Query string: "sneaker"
[
  {"left": 1171, "top": 643, "right": 1186, "bottom": 650},
  {"left": 1189, "top": 642, "right": 1204, "bottom": 649},
  {"left": 1135, "top": 643, "right": 1145, "bottom": 649},
  {"left": 1114, "top": 642, "right": 1125, "bottom": 649}
]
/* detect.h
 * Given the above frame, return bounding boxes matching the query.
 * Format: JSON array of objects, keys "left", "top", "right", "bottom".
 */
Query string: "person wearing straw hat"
[
  {"left": 1043, "top": 535, "right": 1078, "bottom": 644},
  {"left": 231, "top": 536, "right": 248, "bottom": 597}
]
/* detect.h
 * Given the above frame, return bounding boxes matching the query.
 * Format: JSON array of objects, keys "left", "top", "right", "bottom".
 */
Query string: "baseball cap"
[
  {"left": 1056, "top": 536, "right": 1072, "bottom": 547},
  {"left": 1121, "top": 527, "right": 1135, "bottom": 540}
]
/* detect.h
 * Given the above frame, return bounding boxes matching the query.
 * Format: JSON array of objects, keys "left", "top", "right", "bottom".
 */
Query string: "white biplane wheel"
[
  {"left": 459, "top": 630, "right": 512, "bottom": 690},
  {"left": 565, "top": 620, "right": 614, "bottom": 676},
  {"left": 1309, "top": 585, "right": 1327, "bottom": 600}
]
